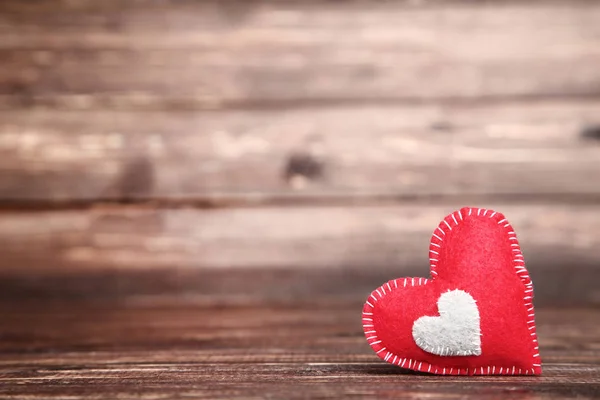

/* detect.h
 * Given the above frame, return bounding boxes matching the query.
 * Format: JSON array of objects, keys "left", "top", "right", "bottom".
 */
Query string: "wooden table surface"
[{"left": 0, "top": 301, "right": 598, "bottom": 399}]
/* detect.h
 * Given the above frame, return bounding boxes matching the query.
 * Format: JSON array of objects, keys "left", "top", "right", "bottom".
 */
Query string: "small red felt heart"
[{"left": 362, "top": 207, "right": 541, "bottom": 375}]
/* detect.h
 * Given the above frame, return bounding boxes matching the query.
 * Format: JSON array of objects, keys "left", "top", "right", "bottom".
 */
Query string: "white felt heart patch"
[{"left": 412, "top": 289, "right": 482, "bottom": 357}]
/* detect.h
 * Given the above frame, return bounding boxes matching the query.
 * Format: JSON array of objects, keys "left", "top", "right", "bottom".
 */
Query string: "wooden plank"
[
  {"left": 1, "top": 204, "right": 599, "bottom": 305},
  {"left": 1, "top": 1, "right": 600, "bottom": 106},
  {"left": 1, "top": 101, "right": 599, "bottom": 202},
  {"left": 0, "top": 302, "right": 598, "bottom": 399}
]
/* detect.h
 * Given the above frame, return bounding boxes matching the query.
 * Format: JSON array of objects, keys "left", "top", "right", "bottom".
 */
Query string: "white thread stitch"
[
  {"left": 362, "top": 207, "right": 540, "bottom": 375},
  {"left": 451, "top": 214, "right": 458, "bottom": 225}
]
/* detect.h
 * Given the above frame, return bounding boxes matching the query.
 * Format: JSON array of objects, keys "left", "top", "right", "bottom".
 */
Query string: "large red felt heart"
[{"left": 362, "top": 207, "right": 541, "bottom": 375}]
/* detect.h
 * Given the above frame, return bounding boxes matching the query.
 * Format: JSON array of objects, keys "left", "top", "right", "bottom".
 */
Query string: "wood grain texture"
[
  {"left": 0, "top": 302, "right": 598, "bottom": 399},
  {"left": 1, "top": 101, "right": 599, "bottom": 202},
  {"left": 1, "top": 1, "right": 600, "bottom": 107},
  {"left": 1, "top": 204, "right": 599, "bottom": 305}
]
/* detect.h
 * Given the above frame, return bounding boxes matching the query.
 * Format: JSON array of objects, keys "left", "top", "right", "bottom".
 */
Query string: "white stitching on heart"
[
  {"left": 362, "top": 207, "right": 541, "bottom": 375},
  {"left": 412, "top": 290, "right": 482, "bottom": 357}
]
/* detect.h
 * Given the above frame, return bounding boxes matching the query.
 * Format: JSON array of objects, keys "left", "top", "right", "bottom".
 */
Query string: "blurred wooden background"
[{"left": 1, "top": 0, "right": 599, "bottom": 306}]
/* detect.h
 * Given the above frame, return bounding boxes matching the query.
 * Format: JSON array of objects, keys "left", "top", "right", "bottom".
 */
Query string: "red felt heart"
[{"left": 362, "top": 207, "right": 541, "bottom": 375}]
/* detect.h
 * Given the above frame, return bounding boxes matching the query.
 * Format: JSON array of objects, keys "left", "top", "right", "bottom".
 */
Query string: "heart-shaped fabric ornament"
[{"left": 362, "top": 207, "right": 541, "bottom": 375}]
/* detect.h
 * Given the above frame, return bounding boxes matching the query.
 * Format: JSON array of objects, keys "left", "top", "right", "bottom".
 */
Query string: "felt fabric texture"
[
  {"left": 362, "top": 207, "right": 541, "bottom": 375},
  {"left": 412, "top": 289, "right": 481, "bottom": 357}
]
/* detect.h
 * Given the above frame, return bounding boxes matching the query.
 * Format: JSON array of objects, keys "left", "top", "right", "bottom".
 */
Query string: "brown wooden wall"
[{"left": 1, "top": 0, "right": 599, "bottom": 305}]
